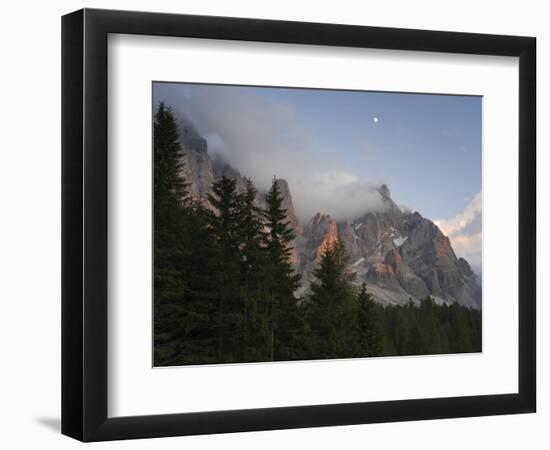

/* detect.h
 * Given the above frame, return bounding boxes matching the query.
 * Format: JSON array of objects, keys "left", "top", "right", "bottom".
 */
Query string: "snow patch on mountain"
[
  {"left": 393, "top": 236, "right": 408, "bottom": 247},
  {"left": 352, "top": 257, "right": 366, "bottom": 267}
]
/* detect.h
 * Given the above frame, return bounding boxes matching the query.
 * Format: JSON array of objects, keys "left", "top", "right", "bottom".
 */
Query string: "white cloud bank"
[
  {"left": 163, "top": 86, "right": 386, "bottom": 223},
  {"left": 434, "top": 192, "right": 482, "bottom": 271}
]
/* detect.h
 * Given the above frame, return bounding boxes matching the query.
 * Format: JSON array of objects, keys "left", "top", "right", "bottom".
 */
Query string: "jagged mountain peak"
[
  {"left": 276, "top": 177, "right": 290, "bottom": 190},
  {"left": 378, "top": 183, "right": 391, "bottom": 200},
  {"left": 311, "top": 212, "right": 333, "bottom": 223},
  {"left": 272, "top": 178, "right": 302, "bottom": 235}
]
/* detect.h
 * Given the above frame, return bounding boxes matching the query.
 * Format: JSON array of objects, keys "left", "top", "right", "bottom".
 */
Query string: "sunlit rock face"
[{"left": 293, "top": 213, "right": 338, "bottom": 292}]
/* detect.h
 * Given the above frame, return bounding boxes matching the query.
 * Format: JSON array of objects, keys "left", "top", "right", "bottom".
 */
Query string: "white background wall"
[{"left": 0, "top": 0, "right": 546, "bottom": 448}]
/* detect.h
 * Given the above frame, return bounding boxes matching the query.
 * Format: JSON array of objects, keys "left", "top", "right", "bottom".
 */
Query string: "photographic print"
[{"left": 153, "top": 82, "right": 482, "bottom": 367}]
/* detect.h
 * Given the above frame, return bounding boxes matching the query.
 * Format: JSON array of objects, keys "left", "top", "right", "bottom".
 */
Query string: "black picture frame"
[{"left": 62, "top": 8, "right": 536, "bottom": 442}]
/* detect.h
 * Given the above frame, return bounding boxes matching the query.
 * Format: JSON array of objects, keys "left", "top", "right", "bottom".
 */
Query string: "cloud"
[
  {"left": 399, "top": 204, "right": 414, "bottom": 214},
  {"left": 434, "top": 193, "right": 482, "bottom": 270},
  {"left": 158, "top": 85, "right": 386, "bottom": 222},
  {"left": 450, "top": 232, "right": 482, "bottom": 267},
  {"left": 434, "top": 192, "right": 481, "bottom": 236}
]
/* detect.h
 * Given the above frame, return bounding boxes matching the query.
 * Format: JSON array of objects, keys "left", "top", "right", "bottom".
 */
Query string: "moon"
[{"left": 373, "top": 117, "right": 379, "bottom": 123}]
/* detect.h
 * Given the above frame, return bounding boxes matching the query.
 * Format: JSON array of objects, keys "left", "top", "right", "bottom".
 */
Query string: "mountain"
[
  {"left": 297, "top": 184, "right": 481, "bottom": 308},
  {"left": 174, "top": 113, "right": 481, "bottom": 309}
]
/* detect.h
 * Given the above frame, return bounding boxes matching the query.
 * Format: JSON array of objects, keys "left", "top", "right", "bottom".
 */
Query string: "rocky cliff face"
[
  {"left": 277, "top": 178, "right": 303, "bottom": 236},
  {"left": 294, "top": 213, "right": 338, "bottom": 293},
  {"left": 174, "top": 113, "right": 481, "bottom": 309},
  {"left": 299, "top": 185, "right": 481, "bottom": 308},
  {"left": 177, "top": 116, "right": 214, "bottom": 201}
]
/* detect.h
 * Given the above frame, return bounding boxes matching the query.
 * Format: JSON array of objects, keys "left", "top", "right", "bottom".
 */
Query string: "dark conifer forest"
[{"left": 153, "top": 103, "right": 482, "bottom": 366}]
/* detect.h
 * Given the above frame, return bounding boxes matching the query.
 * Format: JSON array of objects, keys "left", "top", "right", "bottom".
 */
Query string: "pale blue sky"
[{"left": 153, "top": 82, "right": 481, "bottom": 223}]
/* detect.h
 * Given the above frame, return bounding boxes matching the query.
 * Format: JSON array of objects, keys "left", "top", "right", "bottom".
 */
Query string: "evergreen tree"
[
  {"left": 356, "top": 283, "right": 384, "bottom": 357},
  {"left": 236, "top": 178, "right": 270, "bottom": 361},
  {"left": 207, "top": 176, "right": 244, "bottom": 362},
  {"left": 306, "top": 240, "right": 357, "bottom": 359},
  {"left": 262, "top": 178, "right": 302, "bottom": 361},
  {"left": 407, "top": 320, "right": 427, "bottom": 354},
  {"left": 172, "top": 202, "right": 220, "bottom": 364},
  {"left": 153, "top": 102, "right": 194, "bottom": 365},
  {"left": 418, "top": 296, "right": 445, "bottom": 354},
  {"left": 448, "top": 302, "right": 474, "bottom": 353},
  {"left": 154, "top": 102, "right": 190, "bottom": 210}
]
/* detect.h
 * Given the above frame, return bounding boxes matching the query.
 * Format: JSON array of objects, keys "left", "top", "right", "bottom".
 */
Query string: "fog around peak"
[{"left": 156, "top": 84, "right": 387, "bottom": 222}]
